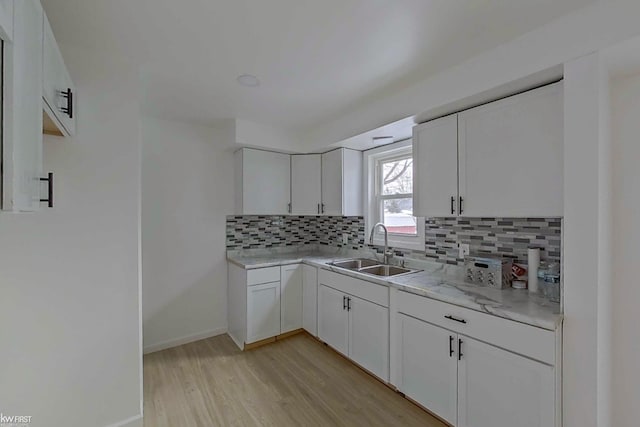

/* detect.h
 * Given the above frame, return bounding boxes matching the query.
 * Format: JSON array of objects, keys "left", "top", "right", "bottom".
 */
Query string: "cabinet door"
[
  {"left": 318, "top": 284, "right": 348, "bottom": 356},
  {"left": 458, "top": 83, "right": 563, "bottom": 217},
  {"left": 348, "top": 296, "right": 389, "bottom": 381},
  {"left": 321, "top": 149, "right": 343, "bottom": 215},
  {"left": 247, "top": 282, "right": 281, "bottom": 344},
  {"left": 457, "top": 336, "right": 555, "bottom": 427},
  {"left": 241, "top": 149, "right": 291, "bottom": 215},
  {"left": 302, "top": 264, "right": 318, "bottom": 336},
  {"left": 397, "top": 314, "right": 458, "bottom": 425},
  {"left": 341, "top": 149, "right": 362, "bottom": 216},
  {"left": 413, "top": 114, "right": 459, "bottom": 217},
  {"left": 291, "top": 154, "right": 321, "bottom": 214},
  {"left": 43, "top": 14, "right": 76, "bottom": 136},
  {"left": 3, "top": 0, "right": 43, "bottom": 211},
  {"left": 280, "top": 264, "right": 303, "bottom": 334}
]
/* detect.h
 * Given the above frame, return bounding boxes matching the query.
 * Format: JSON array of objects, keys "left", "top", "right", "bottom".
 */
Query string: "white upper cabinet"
[
  {"left": 413, "top": 82, "right": 563, "bottom": 218},
  {"left": 2, "top": 0, "right": 43, "bottom": 212},
  {"left": 413, "top": 114, "right": 459, "bottom": 218},
  {"left": 321, "top": 148, "right": 362, "bottom": 216},
  {"left": 291, "top": 154, "right": 322, "bottom": 215},
  {"left": 235, "top": 148, "right": 291, "bottom": 215},
  {"left": 43, "top": 13, "right": 76, "bottom": 136},
  {"left": 458, "top": 82, "right": 563, "bottom": 217}
]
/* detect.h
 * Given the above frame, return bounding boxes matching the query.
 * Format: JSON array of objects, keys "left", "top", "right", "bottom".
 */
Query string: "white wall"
[
  {"left": 610, "top": 72, "right": 640, "bottom": 427},
  {"left": 0, "top": 44, "right": 142, "bottom": 427},
  {"left": 141, "top": 117, "right": 233, "bottom": 353}
]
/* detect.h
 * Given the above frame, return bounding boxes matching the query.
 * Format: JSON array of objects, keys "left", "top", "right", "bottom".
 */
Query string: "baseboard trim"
[
  {"left": 144, "top": 327, "right": 227, "bottom": 354},
  {"left": 106, "top": 414, "right": 143, "bottom": 427}
]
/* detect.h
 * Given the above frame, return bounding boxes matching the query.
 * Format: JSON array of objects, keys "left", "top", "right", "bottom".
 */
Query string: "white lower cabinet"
[
  {"left": 247, "top": 282, "right": 281, "bottom": 343},
  {"left": 348, "top": 295, "right": 389, "bottom": 382},
  {"left": 457, "top": 336, "right": 555, "bottom": 427},
  {"left": 395, "top": 292, "right": 559, "bottom": 427},
  {"left": 318, "top": 284, "right": 349, "bottom": 356},
  {"left": 398, "top": 314, "right": 457, "bottom": 425},
  {"left": 281, "top": 264, "right": 303, "bottom": 334},
  {"left": 302, "top": 264, "right": 318, "bottom": 336},
  {"left": 318, "top": 281, "right": 389, "bottom": 381}
]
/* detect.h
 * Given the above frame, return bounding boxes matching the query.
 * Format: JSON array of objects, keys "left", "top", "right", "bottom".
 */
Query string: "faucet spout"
[{"left": 369, "top": 222, "right": 393, "bottom": 264}]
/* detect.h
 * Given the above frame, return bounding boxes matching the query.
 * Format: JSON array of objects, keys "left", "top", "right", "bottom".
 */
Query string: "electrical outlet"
[
  {"left": 342, "top": 233, "right": 349, "bottom": 245},
  {"left": 459, "top": 243, "right": 470, "bottom": 258}
]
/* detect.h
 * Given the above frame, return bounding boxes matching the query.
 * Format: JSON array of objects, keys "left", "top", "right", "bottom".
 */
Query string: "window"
[
  {"left": 377, "top": 153, "right": 416, "bottom": 235},
  {"left": 364, "top": 140, "right": 425, "bottom": 251}
]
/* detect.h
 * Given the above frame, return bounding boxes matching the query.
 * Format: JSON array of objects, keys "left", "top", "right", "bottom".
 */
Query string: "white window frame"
[{"left": 363, "top": 139, "right": 425, "bottom": 251}]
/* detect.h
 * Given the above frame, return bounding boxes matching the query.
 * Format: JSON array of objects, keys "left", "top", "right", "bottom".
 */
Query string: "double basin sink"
[{"left": 329, "top": 258, "right": 419, "bottom": 277}]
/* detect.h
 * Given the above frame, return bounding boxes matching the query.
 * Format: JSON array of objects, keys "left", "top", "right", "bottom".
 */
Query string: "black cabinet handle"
[
  {"left": 287, "top": 203, "right": 291, "bottom": 213},
  {"left": 317, "top": 203, "right": 320, "bottom": 214},
  {"left": 459, "top": 196, "right": 464, "bottom": 214},
  {"left": 347, "top": 297, "right": 351, "bottom": 311},
  {"left": 444, "top": 315, "right": 467, "bottom": 324},
  {"left": 449, "top": 335, "right": 454, "bottom": 357},
  {"left": 61, "top": 88, "right": 73, "bottom": 119},
  {"left": 458, "top": 338, "right": 463, "bottom": 360},
  {"left": 321, "top": 203, "right": 325, "bottom": 214},
  {"left": 343, "top": 296, "right": 347, "bottom": 310},
  {"left": 450, "top": 196, "right": 455, "bottom": 215},
  {"left": 39, "top": 172, "right": 54, "bottom": 208}
]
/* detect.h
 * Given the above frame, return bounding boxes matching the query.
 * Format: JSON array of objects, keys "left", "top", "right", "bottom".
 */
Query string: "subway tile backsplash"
[{"left": 226, "top": 215, "right": 562, "bottom": 266}]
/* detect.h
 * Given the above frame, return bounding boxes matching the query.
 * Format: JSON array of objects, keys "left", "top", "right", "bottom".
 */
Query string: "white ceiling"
[{"left": 42, "top": 0, "right": 593, "bottom": 134}]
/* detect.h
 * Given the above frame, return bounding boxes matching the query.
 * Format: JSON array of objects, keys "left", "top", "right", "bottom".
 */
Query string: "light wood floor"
[{"left": 144, "top": 332, "right": 447, "bottom": 427}]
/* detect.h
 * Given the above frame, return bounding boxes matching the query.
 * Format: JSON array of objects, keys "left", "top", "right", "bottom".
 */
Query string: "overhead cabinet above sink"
[{"left": 413, "top": 82, "right": 564, "bottom": 218}]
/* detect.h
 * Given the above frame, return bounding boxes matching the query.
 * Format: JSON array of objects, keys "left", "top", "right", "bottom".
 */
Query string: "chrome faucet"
[{"left": 369, "top": 222, "right": 393, "bottom": 265}]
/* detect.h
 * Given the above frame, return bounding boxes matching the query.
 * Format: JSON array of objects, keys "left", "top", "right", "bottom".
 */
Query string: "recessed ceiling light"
[{"left": 237, "top": 74, "right": 260, "bottom": 87}]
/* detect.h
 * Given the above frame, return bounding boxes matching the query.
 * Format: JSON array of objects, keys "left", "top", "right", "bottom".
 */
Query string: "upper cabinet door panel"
[
  {"left": 240, "top": 149, "right": 291, "bottom": 215},
  {"left": 321, "top": 149, "right": 343, "bottom": 215},
  {"left": 291, "top": 154, "right": 322, "bottom": 215},
  {"left": 413, "top": 114, "right": 459, "bottom": 218},
  {"left": 43, "top": 14, "right": 76, "bottom": 136},
  {"left": 4, "top": 0, "right": 43, "bottom": 211},
  {"left": 458, "top": 82, "right": 563, "bottom": 217}
]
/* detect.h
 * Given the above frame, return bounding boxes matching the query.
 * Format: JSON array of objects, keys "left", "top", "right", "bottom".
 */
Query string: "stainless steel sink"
[
  {"left": 330, "top": 258, "right": 381, "bottom": 270},
  {"left": 359, "top": 265, "right": 414, "bottom": 277},
  {"left": 329, "top": 258, "right": 419, "bottom": 277}
]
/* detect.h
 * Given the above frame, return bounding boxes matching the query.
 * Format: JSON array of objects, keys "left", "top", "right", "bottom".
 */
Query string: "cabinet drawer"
[
  {"left": 247, "top": 266, "right": 281, "bottom": 286},
  {"left": 318, "top": 269, "right": 389, "bottom": 307},
  {"left": 397, "top": 291, "right": 555, "bottom": 365}
]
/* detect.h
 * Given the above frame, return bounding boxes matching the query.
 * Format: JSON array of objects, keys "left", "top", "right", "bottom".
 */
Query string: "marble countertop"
[{"left": 227, "top": 250, "right": 563, "bottom": 331}]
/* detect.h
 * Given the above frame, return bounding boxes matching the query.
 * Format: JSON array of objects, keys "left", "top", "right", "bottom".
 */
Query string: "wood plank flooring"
[{"left": 144, "top": 332, "right": 447, "bottom": 427}]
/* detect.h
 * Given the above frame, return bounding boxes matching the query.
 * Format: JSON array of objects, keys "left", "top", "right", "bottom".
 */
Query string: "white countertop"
[{"left": 227, "top": 250, "right": 563, "bottom": 331}]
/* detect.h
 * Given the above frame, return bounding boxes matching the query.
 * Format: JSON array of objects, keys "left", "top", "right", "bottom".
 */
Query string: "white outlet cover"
[
  {"left": 459, "top": 243, "right": 470, "bottom": 258},
  {"left": 342, "top": 233, "right": 349, "bottom": 244}
]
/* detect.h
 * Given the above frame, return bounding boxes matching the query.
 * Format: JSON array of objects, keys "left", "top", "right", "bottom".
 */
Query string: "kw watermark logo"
[{"left": 0, "top": 413, "right": 32, "bottom": 426}]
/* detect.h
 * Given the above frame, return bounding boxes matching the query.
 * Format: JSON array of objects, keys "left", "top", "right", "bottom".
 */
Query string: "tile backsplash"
[{"left": 226, "top": 215, "right": 562, "bottom": 266}]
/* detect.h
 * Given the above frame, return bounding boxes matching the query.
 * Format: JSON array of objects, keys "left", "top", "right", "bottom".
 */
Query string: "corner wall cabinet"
[
  {"left": 291, "top": 154, "right": 322, "bottom": 215},
  {"left": 235, "top": 147, "right": 363, "bottom": 216},
  {"left": 413, "top": 82, "right": 563, "bottom": 218}
]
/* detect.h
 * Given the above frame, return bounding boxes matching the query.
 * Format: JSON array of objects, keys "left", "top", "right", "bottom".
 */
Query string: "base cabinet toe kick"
[{"left": 228, "top": 261, "right": 562, "bottom": 427}]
